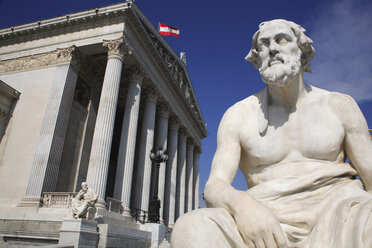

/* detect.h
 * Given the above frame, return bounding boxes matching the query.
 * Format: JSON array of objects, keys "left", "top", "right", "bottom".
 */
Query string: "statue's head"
[
  {"left": 245, "top": 19, "right": 315, "bottom": 87},
  {"left": 81, "top": 182, "right": 88, "bottom": 190}
]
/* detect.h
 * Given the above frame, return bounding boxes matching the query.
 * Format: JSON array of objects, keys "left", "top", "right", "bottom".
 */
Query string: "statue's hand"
[{"left": 231, "top": 193, "right": 287, "bottom": 248}]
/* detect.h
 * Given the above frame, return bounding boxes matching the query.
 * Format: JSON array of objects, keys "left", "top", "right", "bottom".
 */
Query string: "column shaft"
[
  {"left": 193, "top": 151, "right": 200, "bottom": 210},
  {"left": 86, "top": 38, "right": 126, "bottom": 205},
  {"left": 175, "top": 130, "right": 187, "bottom": 219},
  {"left": 133, "top": 92, "right": 157, "bottom": 214},
  {"left": 113, "top": 65, "right": 145, "bottom": 216},
  {"left": 151, "top": 106, "right": 169, "bottom": 223},
  {"left": 163, "top": 120, "right": 178, "bottom": 226},
  {"left": 185, "top": 142, "right": 194, "bottom": 212}
]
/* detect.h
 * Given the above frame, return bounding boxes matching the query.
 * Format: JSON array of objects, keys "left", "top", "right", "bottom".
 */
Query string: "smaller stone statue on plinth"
[{"left": 71, "top": 182, "right": 97, "bottom": 219}]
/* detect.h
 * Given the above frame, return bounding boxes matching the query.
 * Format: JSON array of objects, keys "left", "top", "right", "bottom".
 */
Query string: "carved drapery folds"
[
  {"left": 0, "top": 45, "right": 80, "bottom": 73},
  {"left": 103, "top": 37, "right": 131, "bottom": 61}
]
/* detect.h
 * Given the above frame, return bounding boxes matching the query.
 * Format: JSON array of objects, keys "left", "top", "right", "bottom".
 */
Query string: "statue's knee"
[
  {"left": 173, "top": 209, "right": 219, "bottom": 237},
  {"left": 175, "top": 210, "right": 207, "bottom": 229}
]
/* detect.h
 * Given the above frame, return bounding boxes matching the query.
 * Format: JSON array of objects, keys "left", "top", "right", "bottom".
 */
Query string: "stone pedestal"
[
  {"left": 140, "top": 223, "right": 166, "bottom": 248},
  {"left": 58, "top": 219, "right": 98, "bottom": 248}
]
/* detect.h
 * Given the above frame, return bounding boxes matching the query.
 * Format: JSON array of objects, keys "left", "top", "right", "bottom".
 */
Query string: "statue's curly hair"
[{"left": 245, "top": 19, "right": 315, "bottom": 73}]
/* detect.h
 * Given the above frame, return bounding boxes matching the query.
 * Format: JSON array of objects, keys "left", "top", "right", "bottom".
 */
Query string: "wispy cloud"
[{"left": 305, "top": 0, "right": 372, "bottom": 102}]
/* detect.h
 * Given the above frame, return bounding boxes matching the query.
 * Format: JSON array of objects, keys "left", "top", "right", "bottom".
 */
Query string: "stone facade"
[{"left": 0, "top": 2, "right": 207, "bottom": 247}]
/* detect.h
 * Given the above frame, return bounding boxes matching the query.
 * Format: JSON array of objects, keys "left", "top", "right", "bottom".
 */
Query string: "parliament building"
[{"left": 0, "top": 1, "right": 207, "bottom": 247}]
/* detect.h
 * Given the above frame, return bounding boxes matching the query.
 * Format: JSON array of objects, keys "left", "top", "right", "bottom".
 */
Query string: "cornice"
[{"left": 0, "top": 2, "right": 131, "bottom": 44}]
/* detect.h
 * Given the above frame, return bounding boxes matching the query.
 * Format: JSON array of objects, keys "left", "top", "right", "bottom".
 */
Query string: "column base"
[
  {"left": 17, "top": 197, "right": 42, "bottom": 208},
  {"left": 122, "top": 206, "right": 132, "bottom": 218},
  {"left": 95, "top": 199, "right": 107, "bottom": 210},
  {"left": 140, "top": 222, "right": 166, "bottom": 248}
]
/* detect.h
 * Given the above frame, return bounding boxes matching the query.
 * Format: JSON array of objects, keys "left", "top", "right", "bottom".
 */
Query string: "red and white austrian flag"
[{"left": 159, "top": 23, "right": 180, "bottom": 37}]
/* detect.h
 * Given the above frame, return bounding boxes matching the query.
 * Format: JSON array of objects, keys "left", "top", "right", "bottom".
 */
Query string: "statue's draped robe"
[
  {"left": 71, "top": 188, "right": 97, "bottom": 217},
  {"left": 195, "top": 163, "right": 372, "bottom": 248}
]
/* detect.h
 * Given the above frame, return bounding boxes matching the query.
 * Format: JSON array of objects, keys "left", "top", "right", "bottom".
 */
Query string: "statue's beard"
[{"left": 259, "top": 54, "right": 301, "bottom": 87}]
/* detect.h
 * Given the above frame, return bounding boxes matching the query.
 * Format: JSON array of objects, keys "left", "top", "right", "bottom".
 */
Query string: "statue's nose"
[{"left": 269, "top": 42, "right": 279, "bottom": 56}]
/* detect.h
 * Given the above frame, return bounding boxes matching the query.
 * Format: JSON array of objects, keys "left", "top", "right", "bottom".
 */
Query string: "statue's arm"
[
  {"left": 330, "top": 93, "right": 372, "bottom": 193},
  {"left": 204, "top": 106, "right": 287, "bottom": 248},
  {"left": 204, "top": 106, "right": 243, "bottom": 209}
]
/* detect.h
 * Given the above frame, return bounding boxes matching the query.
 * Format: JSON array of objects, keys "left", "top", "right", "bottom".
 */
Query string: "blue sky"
[{"left": 1, "top": 0, "right": 371, "bottom": 207}]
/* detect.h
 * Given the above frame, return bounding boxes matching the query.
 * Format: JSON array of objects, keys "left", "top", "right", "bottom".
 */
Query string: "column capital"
[
  {"left": 158, "top": 102, "right": 170, "bottom": 119},
  {"left": 127, "top": 65, "right": 146, "bottom": 83},
  {"left": 194, "top": 146, "right": 202, "bottom": 155},
  {"left": 179, "top": 128, "right": 188, "bottom": 141},
  {"left": 103, "top": 37, "right": 131, "bottom": 61},
  {"left": 169, "top": 116, "right": 179, "bottom": 130},
  {"left": 187, "top": 138, "right": 195, "bottom": 149},
  {"left": 56, "top": 45, "right": 81, "bottom": 68},
  {"left": 144, "top": 87, "right": 159, "bottom": 104}
]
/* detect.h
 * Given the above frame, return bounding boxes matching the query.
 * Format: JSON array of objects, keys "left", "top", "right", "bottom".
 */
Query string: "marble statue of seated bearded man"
[{"left": 171, "top": 19, "right": 372, "bottom": 248}]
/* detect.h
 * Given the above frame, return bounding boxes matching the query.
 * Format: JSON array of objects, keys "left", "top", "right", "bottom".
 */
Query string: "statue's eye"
[
  {"left": 277, "top": 37, "right": 288, "bottom": 45},
  {"left": 258, "top": 39, "right": 269, "bottom": 50},
  {"left": 276, "top": 34, "right": 292, "bottom": 45}
]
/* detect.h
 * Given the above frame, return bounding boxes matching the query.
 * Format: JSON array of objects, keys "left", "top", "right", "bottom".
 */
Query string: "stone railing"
[
  {"left": 106, "top": 197, "right": 122, "bottom": 214},
  {"left": 42, "top": 192, "right": 77, "bottom": 208},
  {"left": 42, "top": 193, "right": 125, "bottom": 214}
]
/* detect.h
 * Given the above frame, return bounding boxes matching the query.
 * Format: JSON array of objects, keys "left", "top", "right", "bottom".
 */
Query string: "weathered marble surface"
[
  {"left": 71, "top": 182, "right": 97, "bottom": 219},
  {"left": 172, "top": 19, "right": 372, "bottom": 248}
]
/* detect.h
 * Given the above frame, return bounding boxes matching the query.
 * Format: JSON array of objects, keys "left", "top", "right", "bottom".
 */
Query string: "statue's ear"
[{"left": 258, "top": 87, "right": 268, "bottom": 136}]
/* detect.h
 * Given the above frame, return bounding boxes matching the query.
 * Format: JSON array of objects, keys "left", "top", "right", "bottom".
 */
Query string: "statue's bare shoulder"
[
  {"left": 223, "top": 89, "right": 264, "bottom": 121},
  {"left": 327, "top": 90, "right": 365, "bottom": 125}
]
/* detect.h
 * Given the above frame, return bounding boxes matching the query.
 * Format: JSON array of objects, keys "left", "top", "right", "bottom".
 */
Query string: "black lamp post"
[{"left": 148, "top": 147, "right": 168, "bottom": 223}]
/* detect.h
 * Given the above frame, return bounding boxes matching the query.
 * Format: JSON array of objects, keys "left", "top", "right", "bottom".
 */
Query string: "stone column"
[
  {"left": 21, "top": 46, "right": 80, "bottom": 207},
  {"left": 163, "top": 117, "right": 179, "bottom": 226},
  {"left": 85, "top": 37, "right": 128, "bottom": 208},
  {"left": 133, "top": 88, "right": 158, "bottom": 216},
  {"left": 185, "top": 140, "right": 194, "bottom": 213},
  {"left": 193, "top": 148, "right": 201, "bottom": 210},
  {"left": 113, "top": 65, "right": 145, "bottom": 216},
  {"left": 175, "top": 128, "right": 187, "bottom": 219},
  {"left": 149, "top": 103, "right": 170, "bottom": 223}
]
